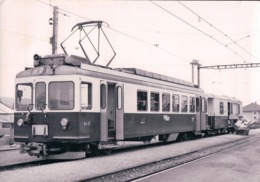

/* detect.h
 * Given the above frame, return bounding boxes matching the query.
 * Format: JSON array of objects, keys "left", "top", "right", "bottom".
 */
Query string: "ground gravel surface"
[{"left": 1, "top": 129, "right": 260, "bottom": 182}]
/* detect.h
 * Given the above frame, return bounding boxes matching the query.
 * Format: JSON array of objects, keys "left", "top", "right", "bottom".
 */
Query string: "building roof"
[
  {"left": 243, "top": 102, "right": 260, "bottom": 112},
  {"left": 0, "top": 98, "right": 14, "bottom": 123}
]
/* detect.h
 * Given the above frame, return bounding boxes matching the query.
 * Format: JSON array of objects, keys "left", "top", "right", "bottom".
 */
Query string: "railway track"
[
  {"left": 0, "top": 140, "right": 169, "bottom": 172},
  {"left": 83, "top": 134, "right": 260, "bottom": 182},
  {"left": 0, "top": 159, "right": 62, "bottom": 172},
  {"left": 0, "top": 132, "right": 258, "bottom": 182}
]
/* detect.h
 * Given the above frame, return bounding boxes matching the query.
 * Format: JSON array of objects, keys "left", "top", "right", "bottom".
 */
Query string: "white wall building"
[{"left": 243, "top": 102, "right": 260, "bottom": 124}]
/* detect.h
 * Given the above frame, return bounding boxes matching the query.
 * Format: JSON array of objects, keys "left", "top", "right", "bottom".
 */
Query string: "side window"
[
  {"left": 204, "top": 99, "right": 207, "bottom": 112},
  {"left": 238, "top": 104, "right": 240, "bottom": 114},
  {"left": 117, "top": 86, "right": 122, "bottom": 110},
  {"left": 16, "top": 83, "right": 33, "bottom": 111},
  {"left": 137, "top": 90, "right": 147, "bottom": 111},
  {"left": 100, "top": 84, "right": 106, "bottom": 109},
  {"left": 162, "top": 93, "right": 170, "bottom": 112},
  {"left": 189, "top": 97, "right": 196, "bottom": 113},
  {"left": 202, "top": 98, "right": 205, "bottom": 112},
  {"left": 220, "top": 102, "right": 224, "bottom": 114},
  {"left": 181, "top": 95, "right": 188, "bottom": 112},
  {"left": 196, "top": 97, "right": 200, "bottom": 112},
  {"left": 230, "top": 103, "right": 233, "bottom": 114},
  {"left": 151, "top": 92, "right": 160, "bottom": 112},
  {"left": 172, "top": 94, "right": 180, "bottom": 112},
  {"left": 81, "top": 82, "right": 92, "bottom": 110}
]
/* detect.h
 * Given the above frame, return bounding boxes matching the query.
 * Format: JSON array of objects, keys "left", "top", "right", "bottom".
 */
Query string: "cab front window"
[
  {"left": 36, "top": 82, "right": 46, "bottom": 110},
  {"left": 16, "top": 83, "right": 33, "bottom": 111},
  {"left": 49, "top": 81, "right": 74, "bottom": 110}
]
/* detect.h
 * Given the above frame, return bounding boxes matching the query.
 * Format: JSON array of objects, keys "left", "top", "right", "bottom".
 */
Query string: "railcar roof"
[
  {"left": 114, "top": 68, "right": 195, "bottom": 87},
  {"left": 208, "top": 94, "right": 242, "bottom": 103},
  {"left": 16, "top": 54, "right": 197, "bottom": 89}
]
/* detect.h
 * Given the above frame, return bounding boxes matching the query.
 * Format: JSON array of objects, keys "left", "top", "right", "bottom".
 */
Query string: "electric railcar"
[
  {"left": 13, "top": 21, "right": 243, "bottom": 159},
  {"left": 207, "top": 95, "right": 242, "bottom": 134}
]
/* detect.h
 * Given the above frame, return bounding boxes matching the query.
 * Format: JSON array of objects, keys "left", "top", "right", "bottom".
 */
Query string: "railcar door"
[
  {"left": 100, "top": 81, "right": 124, "bottom": 141},
  {"left": 196, "top": 97, "right": 207, "bottom": 132},
  {"left": 107, "top": 82, "right": 116, "bottom": 139}
]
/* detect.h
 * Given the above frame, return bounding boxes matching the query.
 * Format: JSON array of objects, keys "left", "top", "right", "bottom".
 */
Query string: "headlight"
[
  {"left": 17, "top": 118, "right": 25, "bottom": 127},
  {"left": 60, "top": 118, "right": 69, "bottom": 130}
]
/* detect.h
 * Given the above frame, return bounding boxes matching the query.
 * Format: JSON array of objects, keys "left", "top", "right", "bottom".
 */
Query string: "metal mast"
[
  {"left": 50, "top": 6, "right": 58, "bottom": 54},
  {"left": 191, "top": 60, "right": 260, "bottom": 88}
]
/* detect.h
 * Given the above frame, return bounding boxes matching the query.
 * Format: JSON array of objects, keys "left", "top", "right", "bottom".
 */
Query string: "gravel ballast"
[{"left": 1, "top": 130, "right": 260, "bottom": 182}]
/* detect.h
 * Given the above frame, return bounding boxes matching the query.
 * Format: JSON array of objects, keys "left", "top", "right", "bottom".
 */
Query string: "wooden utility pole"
[{"left": 50, "top": 6, "right": 58, "bottom": 54}]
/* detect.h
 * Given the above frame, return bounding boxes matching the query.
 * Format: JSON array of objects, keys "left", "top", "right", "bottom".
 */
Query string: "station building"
[
  {"left": 243, "top": 102, "right": 260, "bottom": 123},
  {"left": 0, "top": 97, "right": 14, "bottom": 145}
]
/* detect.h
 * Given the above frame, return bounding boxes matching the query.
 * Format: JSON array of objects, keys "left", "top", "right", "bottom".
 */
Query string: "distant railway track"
[{"left": 83, "top": 135, "right": 260, "bottom": 182}]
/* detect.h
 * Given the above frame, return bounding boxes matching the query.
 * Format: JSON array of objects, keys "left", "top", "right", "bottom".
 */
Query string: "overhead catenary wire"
[
  {"left": 177, "top": 0, "right": 259, "bottom": 62},
  {"left": 37, "top": 0, "right": 92, "bottom": 21},
  {"left": 0, "top": 28, "right": 49, "bottom": 43},
  {"left": 150, "top": 0, "right": 248, "bottom": 63},
  {"left": 225, "top": 35, "right": 250, "bottom": 46},
  {"left": 36, "top": 0, "right": 190, "bottom": 63}
]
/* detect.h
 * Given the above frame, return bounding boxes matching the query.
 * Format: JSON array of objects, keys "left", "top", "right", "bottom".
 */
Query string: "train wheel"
[
  {"left": 85, "top": 145, "right": 100, "bottom": 157},
  {"left": 142, "top": 136, "right": 153, "bottom": 144},
  {"left": 177, "top": 133, "right": 188, "bottom": 142},
  {"left": 162, "top": 134, "right": 170, "bottom": 142},
  {"left": 103, "top": 148, "right": 113, "bottom": 155}
]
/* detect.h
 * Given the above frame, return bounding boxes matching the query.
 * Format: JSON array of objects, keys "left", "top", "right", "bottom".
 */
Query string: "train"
[{"left": 14, "top": 21, "right": 243, "bottom": 159}]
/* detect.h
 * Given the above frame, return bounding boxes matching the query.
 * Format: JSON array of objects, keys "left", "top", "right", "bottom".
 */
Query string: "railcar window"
[
  {"left": 189, "top": 97, "right": 196, "bottom": 113},
  {"left": 117, "top": 86, "right": 122, "bottom": 110},
  {"left": 233, "top": 103, "right": 238, "bottom": 115},
  {"left": 16, "top": 83, "right": 33, "bottom": 111},
  {"left": 151, "top": 92, "right": 160, "bottom": 112},
  {"left": 181, "top": 96, "right": 188, "bottom": 112},
  {"left": 36, "top": 82, "right": 46, "bottom": 110},
  {"left": 172, "top": 94, "right": 180, "bottom": 112},
  {"left": 137, "top": 91, "right": 147, "bottom": 111},
  {"left": 201, "top": 98, "right": 205, "bottom": 112},
  {"left": 204, "top": 99, "right": 207, "bottom": 113},
  {"left": 220, "top": 102, "right": 224, "bottom": 114},
  {"left": 162, "top": 93, "right": 170, "bottom": 112},
  {"left": 49, "top": 82, "right": 74, "bottom": 110},
  {"left": 100, "top": 84, "right": 106, "bottom": 109},
  {"left": 238, "top": 104, "right": 240, "bottom": 114},
  {"left": 196, "top": 97, "right": 200, "bottom": 112},
  {"left": 81, "top": 82, "right": 92, "bottom": 110}
]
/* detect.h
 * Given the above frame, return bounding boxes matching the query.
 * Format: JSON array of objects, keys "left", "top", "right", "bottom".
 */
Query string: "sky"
[{"left": 0, "top": 0, "right": 260, "bottom": 106}]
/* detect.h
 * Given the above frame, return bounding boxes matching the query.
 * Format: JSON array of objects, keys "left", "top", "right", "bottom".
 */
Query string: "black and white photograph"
[{"left": 0, "top": 0, "right": 260, "bottom": 181}]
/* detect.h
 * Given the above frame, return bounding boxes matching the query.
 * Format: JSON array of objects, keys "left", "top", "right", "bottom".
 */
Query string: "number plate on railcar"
[{"left": 32, "top": 125, "right": 48, "bottom": 136}]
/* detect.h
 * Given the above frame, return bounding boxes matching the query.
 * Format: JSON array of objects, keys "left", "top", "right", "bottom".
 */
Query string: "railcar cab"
[
  {"left": 14, "top": 52, "right": 126, "bottom": 158},
  {"left": 14, "top": 54, "right": 96, "bottom": 158},
  {"left": 15, "top": 54, "right": 90, "bottom": 115}
]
